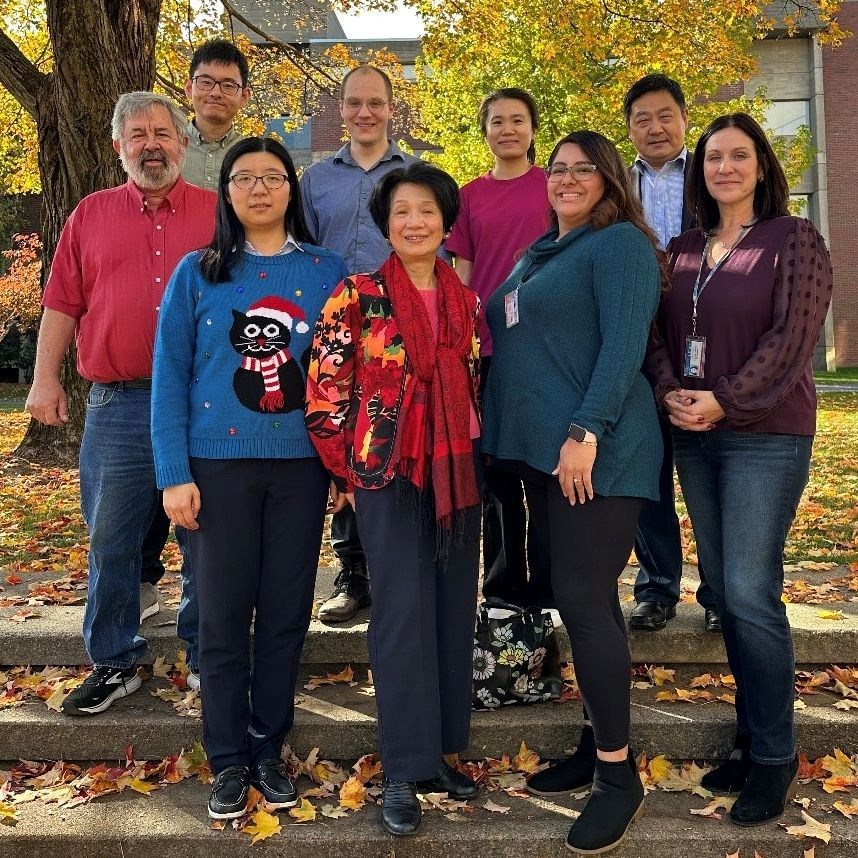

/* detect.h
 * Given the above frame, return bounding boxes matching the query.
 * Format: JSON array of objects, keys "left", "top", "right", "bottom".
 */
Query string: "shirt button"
[
  {"left": 206, "top": 319, "right": 212, "bottom": 326},
  {"left": 204, "top": 401, "right": 211, "bottom": 408},
  {"left": 294, "top": 290, "right": 302, "bottom": 297},
  {"left": 204, "top": 352, "right": 211, "bottom": 359},
  {"left": 155, "top": 250, "right": 161, "bottom": 256},
  {"left": 228, "top": 427, "right": 237, "bottom": 436},
  {"left": 155, "top": 277, "right": 161, "bottom": 283},
  {"left": 156, "top": 225, "right": 162, "bottom": 230},
  {"left": 273, "top": 421, "right": 280, "bottom": 429}
]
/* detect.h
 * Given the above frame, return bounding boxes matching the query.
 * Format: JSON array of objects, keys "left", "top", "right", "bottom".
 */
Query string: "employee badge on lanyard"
[{"left": 504, "top": 287, "right": 520, "bottom": 328}]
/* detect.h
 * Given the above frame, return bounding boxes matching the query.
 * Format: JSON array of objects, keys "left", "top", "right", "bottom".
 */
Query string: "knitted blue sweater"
[{"left": 152, "top": 245, "right": 347, "bottom": 489}]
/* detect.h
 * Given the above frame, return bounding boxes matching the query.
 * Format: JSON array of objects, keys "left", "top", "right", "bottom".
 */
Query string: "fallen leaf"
[
  {"left": 803, "top": 848, "right": 815, "bottom": 858},
  {"left": 816, "top": 609, "right": 844, "bottom": 621},
  {"left": 288, "top": 798, "right": 316, "bottom": 823},
  {"left": 647, "top": 665, "right": 676, "bottom": 686},
  {"left": 689, "top": 673, "right": 717, "bottom": 688},
  {"left": 242, "top": 809, "right": 281, "bottom": 844},
  {"left": 5, "top": 574, "right": 22, "bottom": 585},
  {"left": 319, "top": 803, "right": 348, "bottom": 819},
  {"left": 0, "top": 801, "right": 16, "bottom": 826},
  {"left": 8, "top": 609, "right": 40, "bottom": 622},
  {"left": 483, "top": 799, "right": 511, "bottom": 813},
  {"left": 794, "top": 699, "right": 808, "bottom": 710},
  {"left": 832, "top": 797, "right": 858, "bottom": 818},
  {"left": 689, "top": 795, "right": 736, "bottom": 818},
  {"left": 513, "top": 741, "right": 540, "bottom": 774},
  {"left": 338, "top": 775, "right": 366, "bottom": 810},
  {"left": 648, "top": 755, "right": 672, "bottom": 784},
  {"left": 129, "top": 778, "right": 158, "bottom": 795},
  {"left": 352, "top": 753, "right": 382, "bottom": 783},
  {"left": 782, "top": 810, "right": 831, "bottom": 844},
  {"left": 832, "top": 699, "right": 858, "bottom": 710}
]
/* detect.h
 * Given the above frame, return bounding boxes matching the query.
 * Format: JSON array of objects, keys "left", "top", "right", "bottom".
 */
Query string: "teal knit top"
[
  {"left": 152, "top": 245, "right": 347, "bottom": 489},
  {"left": 481, "top": 221, "right": 663, "bottom": 501}
]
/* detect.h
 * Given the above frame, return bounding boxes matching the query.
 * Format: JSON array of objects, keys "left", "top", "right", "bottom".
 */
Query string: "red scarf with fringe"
[{"left": 381, "top": 253, "right": 480, "bottom": 529}]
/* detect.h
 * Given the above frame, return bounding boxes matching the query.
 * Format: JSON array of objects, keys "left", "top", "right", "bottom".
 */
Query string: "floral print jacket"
[{"left": 305, "top": 269, "right": 480, "bottom": 493}]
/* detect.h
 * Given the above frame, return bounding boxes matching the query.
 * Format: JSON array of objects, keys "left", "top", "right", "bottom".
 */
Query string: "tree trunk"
[{"left": 9, "top": 0, "right": 163, "bottom": 462}]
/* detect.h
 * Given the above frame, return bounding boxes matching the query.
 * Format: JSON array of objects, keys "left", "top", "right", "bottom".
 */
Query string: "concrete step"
[
  {"left": 1, "top": 774, "right": 855, "bottom": 857},
  {"left": 2, "top": 667, "right": 856, "bottom": 762},
  {"left": 3, "top": 564, "right": 857, "bottom": 666}
]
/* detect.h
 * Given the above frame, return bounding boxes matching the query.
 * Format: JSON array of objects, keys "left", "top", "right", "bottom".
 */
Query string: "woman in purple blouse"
[{"left": 648, "top": 113, "right": 832, "bottom": 827}]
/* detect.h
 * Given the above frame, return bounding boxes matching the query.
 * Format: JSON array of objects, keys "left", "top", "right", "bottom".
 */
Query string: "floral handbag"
[{"left": 472, "top": 598, "right": 563, "bottom": 710}]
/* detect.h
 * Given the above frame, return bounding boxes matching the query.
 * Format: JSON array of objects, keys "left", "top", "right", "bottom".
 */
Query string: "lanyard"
[{"left": 690, "top": 223, "right": 754, "bottom": 335}]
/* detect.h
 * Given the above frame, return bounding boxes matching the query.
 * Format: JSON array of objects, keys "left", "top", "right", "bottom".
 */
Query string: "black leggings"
[{"left": 522, "top": 471, "right": 643, "bottom": 752}]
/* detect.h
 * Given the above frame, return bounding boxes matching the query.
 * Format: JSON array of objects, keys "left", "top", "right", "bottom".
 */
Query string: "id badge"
[
  {"left": 504, "top": 288, "right": 520, "bottom": 328},
  {"left": 683, "top": 335, "right": 707, "bottom": 379}
]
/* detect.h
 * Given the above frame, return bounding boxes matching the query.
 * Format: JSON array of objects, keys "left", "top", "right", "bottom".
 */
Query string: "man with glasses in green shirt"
[{"left": 181, "top": 39, "right": 251, "bottom": 191}]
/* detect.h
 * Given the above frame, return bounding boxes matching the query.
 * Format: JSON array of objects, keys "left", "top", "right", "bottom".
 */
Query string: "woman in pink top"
[{"left": 446, "top": 87, "right": 551, "bottom": 608}]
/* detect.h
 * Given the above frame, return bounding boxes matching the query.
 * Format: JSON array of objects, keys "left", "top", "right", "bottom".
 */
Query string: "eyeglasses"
[
  {"left": 192, "top": 75, "right": 244, "bottom": 96},
  {"left": 341, "top": 98, "right": 389, "bottom": 113},
  {"left": 228, "top": 174, "right": 289, "bottom": 191},
  {"left": 545, "top": 163, "right": 599, "bottom": 181}
]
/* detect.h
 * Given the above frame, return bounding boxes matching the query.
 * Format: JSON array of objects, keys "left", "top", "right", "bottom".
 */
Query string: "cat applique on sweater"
[{"left": 230, "top": 295, "right": 310, "bottom": 414}]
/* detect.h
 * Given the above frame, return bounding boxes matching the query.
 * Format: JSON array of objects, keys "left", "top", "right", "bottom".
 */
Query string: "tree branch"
[{"left": 0, "top": 26, "right": 47, "bottom": 116}]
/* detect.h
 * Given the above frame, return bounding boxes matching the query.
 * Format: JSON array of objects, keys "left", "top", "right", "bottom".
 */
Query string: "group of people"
[{"left": 25, "top": 38, "right": 833, "bottom": 854}]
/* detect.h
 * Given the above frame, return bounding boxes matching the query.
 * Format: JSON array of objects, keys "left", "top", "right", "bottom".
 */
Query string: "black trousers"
[
  {"left": 633, "top": 416, "right": 716, "bottom": 609},
  {"left": 522, "top": 470, "right": 642, "bottom": 752},
  {"left": 189, "top": 456, "right": 329, "bottom": 773},
  {"left": 479, "top": 356, "right": 552, "bottom": 607},
  {"left": 330, "top": 504, "right": 366, "bottom": 566},
  {"left": 140, "top": 500, "right": 170, "bottom": 585},
  {"left": 355, "top": 469, "right": 480, "bottom": 781}
]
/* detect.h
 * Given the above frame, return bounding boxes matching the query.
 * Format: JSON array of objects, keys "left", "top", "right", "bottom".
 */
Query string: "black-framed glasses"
[
  {"left": 228, "top": 174, "right": 289, "bottom": 191},
  {"left": 545, "top": 163, "right": 599, "bottom": 181},
  {"left": 192, "top": 75, "right": 244, "bottom": 96}
]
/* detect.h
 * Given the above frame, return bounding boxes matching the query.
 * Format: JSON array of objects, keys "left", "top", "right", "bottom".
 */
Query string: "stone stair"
[{"left": 2, "top": 564, "right": 856, "bottom": 855}]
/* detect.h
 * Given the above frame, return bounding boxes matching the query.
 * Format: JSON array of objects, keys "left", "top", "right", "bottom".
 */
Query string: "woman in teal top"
[{"left": 482, "top": 130, "right": 663, "bottom": 855}]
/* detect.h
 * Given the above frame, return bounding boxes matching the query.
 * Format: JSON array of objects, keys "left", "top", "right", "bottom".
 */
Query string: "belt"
[{"left": 98, "top": 378, "right": 152, "bottom": 390}]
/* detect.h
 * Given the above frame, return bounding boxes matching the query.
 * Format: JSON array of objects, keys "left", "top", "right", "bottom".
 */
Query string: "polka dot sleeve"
[{"left": 711, "top": 217, "right": 833, "bottom": 427}]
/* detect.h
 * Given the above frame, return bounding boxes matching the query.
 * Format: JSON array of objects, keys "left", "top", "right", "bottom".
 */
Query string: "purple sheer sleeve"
[{"left": 712, "top": 218, "right": 833, "bottom": 426}]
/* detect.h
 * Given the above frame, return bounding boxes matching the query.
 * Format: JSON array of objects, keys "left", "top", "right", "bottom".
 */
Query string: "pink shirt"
[
  {"left": 43, "top": 177, "right": 217, "bottom": 382},
  {"left": 446, "top": 165, "right": 549, "bottom": 355},
  {"left": 419, "top": 289, "right": 480, "bottom": 439}
]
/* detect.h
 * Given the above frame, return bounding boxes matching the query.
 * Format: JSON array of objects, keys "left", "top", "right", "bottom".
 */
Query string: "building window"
[{"left": 765, "top": 101, "right": 811, "bottom": 138}]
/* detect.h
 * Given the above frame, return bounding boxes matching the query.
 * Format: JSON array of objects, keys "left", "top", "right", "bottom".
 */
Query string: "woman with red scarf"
[{"left": 306, "top": 161, "right": 482, "bottom": 837}]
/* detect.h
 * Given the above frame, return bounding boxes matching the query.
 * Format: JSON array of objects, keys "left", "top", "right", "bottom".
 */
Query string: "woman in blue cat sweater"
[{"left": 152, "top": 138, "right": 347, "bottom": 820}]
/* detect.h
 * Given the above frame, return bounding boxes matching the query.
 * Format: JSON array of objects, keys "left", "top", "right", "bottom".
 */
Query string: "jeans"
[
  {"left": 672, "top": 429, "right": 812, "bottom": 764},
  {"left": 634, "top": 416, "right": 716, "bottom": 610},
  {"left": 140, "top": 506, "right": 199, "bottom": 672},
  {"left": 79, "top": 384, "right": 160, "bottom": 669}
]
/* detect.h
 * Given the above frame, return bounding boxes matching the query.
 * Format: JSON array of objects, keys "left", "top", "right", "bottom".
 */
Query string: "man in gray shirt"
[
  {"left": 300, "top": 64, "right": 418, "bottom": 622},
  {"left": 181, "top": 39, "right": 250, "bottom": 190}
]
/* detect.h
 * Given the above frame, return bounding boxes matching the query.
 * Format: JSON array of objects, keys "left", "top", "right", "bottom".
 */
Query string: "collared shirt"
[
  {"left": 299, "top": 140, "right": 418, "bottom": 272},
  {"left": 632, "top": 147, "right": 687, "bottom": 249},
  {"left": 43, "top": 177, "right": 217, "bottom": 382},
  {"left": 244, "top": 234, "right": 302, "bottom": 256},
  {"left": 181, "top": 119, "right": 244, "bottom": 190}
]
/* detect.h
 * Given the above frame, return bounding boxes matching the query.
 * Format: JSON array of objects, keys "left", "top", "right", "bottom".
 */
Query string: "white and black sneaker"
[
  {"left": 60, "top": 665, "right": 142, "bottom": 716},
  {"left": 252, "top": 759, "right": 297, "bottom": 808},
  {"left": 209, "top": 765, "right": 251, "bottom": 819}
]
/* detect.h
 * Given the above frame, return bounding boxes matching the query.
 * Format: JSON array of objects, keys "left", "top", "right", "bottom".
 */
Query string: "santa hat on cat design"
[{"left": 246, "top": 295, "right": 309, "bottom": 334}]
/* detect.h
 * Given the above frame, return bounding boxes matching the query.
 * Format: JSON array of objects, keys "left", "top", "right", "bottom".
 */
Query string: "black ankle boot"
[
  {"left": 381, "top": 780, "right": 421, "bottom": 836},
  {"left": 729, "top": 756, "right": 799, "bottom": 827},
  {"left": 701, "top": 733, "right": 752, "bottom": 793},
  {"left": 566, "top": 753, "right": 644, "bottom": 854},
  {"left": 526, "top": 725, "right": 596, "bottom": 796}
]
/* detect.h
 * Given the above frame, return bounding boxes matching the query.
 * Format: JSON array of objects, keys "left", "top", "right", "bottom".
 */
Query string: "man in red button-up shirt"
[{"left": 26, "top": 92, "right": 216, "bottom": 716}]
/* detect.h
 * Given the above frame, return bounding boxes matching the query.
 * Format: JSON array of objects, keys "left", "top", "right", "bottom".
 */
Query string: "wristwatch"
[{"left": 567, "top": 422, "right": 590, "bottom": 443}]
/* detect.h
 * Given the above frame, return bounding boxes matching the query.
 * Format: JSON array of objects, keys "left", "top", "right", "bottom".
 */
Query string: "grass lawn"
[
  {"left": 1, "top": 385, "right": 856, "bottom": 573},
  {"left": 815, "top": 366, "right": 858, "bottom": 383}
]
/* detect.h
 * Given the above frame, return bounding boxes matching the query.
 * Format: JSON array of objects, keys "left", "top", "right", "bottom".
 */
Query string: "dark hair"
[
  {"left": 199, "top": 137, "right": 311, "bottom": 283},
  {"left": 189, "top": 39, "right": 250, "bottom": 87},
  {"left": 340, "top": 65, "right": 394, "bottom": 102},
  {"left": 547, "top": 130, "right": 669, "bottom": 291},
  {"left": 368, "top": 161, "right": 460, "bottom": 238},
  {"left": 623, "top": 74, "right": 686, "bottom": 123},
  {"left": 687, "top": 112, "right": 790, "bottom": 231},
  {"left": 478, "top": 87, "right": 540, "bottom": 164}
]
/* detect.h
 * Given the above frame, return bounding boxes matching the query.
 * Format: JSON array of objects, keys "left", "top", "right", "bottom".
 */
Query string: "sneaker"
[
  {"left": 60, "top": 665, "right": 142, "bottom": 716},
  {"left": 252, "top": 759, "right": 297, "bottom": 809},
  {"left": 187, "top": 670, "right": 200, "bottom": 692},
  {"left": 139, "top": 582, "right": 160, "bottom": 623},
  {"left": 317, "top": 560, "right": 370, "bottom": 623},
  {"left": 208, "top": 765, "right": 251, "bottom": 819}
]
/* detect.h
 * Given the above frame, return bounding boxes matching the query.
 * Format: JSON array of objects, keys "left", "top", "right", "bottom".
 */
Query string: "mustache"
[{"left": 138, "top": 150, "right": 168, "bottom": 170}]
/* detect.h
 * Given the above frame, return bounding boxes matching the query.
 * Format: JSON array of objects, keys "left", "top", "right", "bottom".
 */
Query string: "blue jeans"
[
  {"left": 672, "top": 429, "right": 812, "bottom": 764},
  {"left": 79, "top": 384, "right": 160, "bottom": 669}
]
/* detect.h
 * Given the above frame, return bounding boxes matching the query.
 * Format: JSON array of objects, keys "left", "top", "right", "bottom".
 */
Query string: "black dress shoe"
[
  {"left": 317, "top": 559, "right": 371, "bottom": 623},
  {"left": 629, "top": 601, "right": 676, "bottom": 631},
  {"left": 381, "top": 780, "right": 422, "bottom": 836},
  {"left": 252, "top": 758, "right": 297, "bottom": 809},
  {"left": 526, "top": 724, "right": 596, "bottom": 795},
  {"left": 704, "top": 607, "right": 721, "bottom": 632},
  {"left": 417, "top": 761, "right": 478, "bottom": 799}
]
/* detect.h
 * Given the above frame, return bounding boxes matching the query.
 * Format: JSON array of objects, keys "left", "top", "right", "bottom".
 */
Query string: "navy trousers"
[
  {"left": 189, "top": 456, "right": 328, "bottom": 773},
  {"left": 355, "top": 473, "right": 480, "bottom": 782},
  {"left": 633, "top": 416, "right": 716, "bottom": 610}
]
